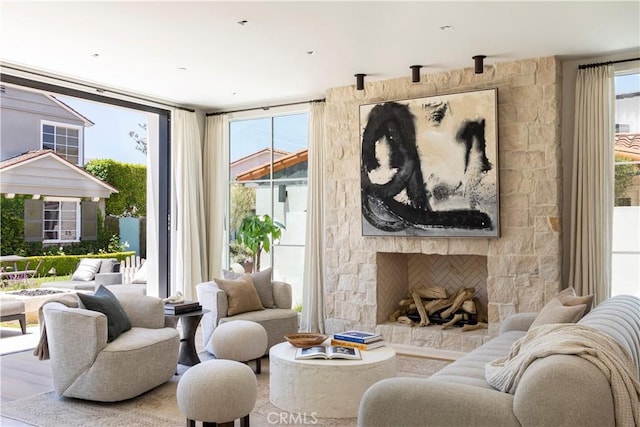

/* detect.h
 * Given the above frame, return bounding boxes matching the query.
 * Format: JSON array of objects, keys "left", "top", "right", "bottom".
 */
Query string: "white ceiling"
[{"left": 1, "top": 1, "right": 639, "bottom": 111}]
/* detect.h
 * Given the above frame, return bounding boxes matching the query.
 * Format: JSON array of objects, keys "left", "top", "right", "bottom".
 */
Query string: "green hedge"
[
  {"left": 9, "top": 251, "right": 136, "bottom": 277},
  {"left": 85, "top": 159, "right": 146, "bottom": 217}
]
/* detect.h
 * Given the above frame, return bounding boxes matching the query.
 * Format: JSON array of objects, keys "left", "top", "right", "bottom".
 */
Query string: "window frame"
[
  {"left": 226, "top": 105, "right": 310, "bottom": 272},
  {"left": 40, "top": 120, "right": 83, "bottom": 165},
  {"left": 42, "top": 197, "right": 81, "bottom": 243},
  {"left": 611, "top": 63, "right": 640, "bottom": 298}
]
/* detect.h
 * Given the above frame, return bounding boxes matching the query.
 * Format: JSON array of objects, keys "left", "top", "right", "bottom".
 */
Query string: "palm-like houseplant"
[{"left": 236, "top": 214, "right": 285, "bottom": 272}]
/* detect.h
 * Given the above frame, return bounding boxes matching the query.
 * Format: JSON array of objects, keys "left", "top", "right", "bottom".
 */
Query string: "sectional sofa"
[{"left": 358, "top": 294, "right": 640, "bottom": 427}]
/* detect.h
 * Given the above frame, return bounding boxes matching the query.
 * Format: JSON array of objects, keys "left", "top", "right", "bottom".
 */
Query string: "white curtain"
[
  {"left": 203, "top": 114, "right": 227, "bottom": 280},
  {"left": 568, "top": 65, "right": 615, "bottom": 303},
  {"left": 301, "top": 101, "right": 326, "bottom": 333},
  {"left": 172, "top": 109, "right": 207, "bottom": 300}
]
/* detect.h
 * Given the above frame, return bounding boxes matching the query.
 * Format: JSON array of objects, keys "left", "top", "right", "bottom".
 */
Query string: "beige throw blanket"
[
  {"left": 33, "top": 294, "right": 79, "bottom": 360},
  {"left": 485, "top": 323, "right": 640, "bottom": 427}
]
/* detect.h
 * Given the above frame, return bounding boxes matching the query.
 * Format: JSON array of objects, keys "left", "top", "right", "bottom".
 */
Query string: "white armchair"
[
  {"left": 196, "top": 277, "right": 299, "bottom": 355},
  {"left": 43, "top": 293, "right": 179, "bottom": 402}
]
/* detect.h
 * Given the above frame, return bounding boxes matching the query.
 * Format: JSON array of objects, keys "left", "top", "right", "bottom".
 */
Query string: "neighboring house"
[
  {"left": 230, "top": 147, "right": 289, "bottom": 181},
  {"left": 0, "top": 86, "right": 118, "bottom": 245}
]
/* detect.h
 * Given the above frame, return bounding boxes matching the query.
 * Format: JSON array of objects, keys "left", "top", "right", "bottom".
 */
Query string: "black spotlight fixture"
[
  {"left": 354, "top": 73, "right": 366, "bottom": 90},
  {"left": 473, "top": 55, "right": 486, "bottom": 74},
  {"left": 410, "top": 65, "right": 422, "bottom": 83}
]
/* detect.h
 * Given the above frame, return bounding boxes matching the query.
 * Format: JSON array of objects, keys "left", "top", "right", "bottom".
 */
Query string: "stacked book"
[
  {"left": 331, "top": 330, "right": 386, "bottom": 350},
  {"left": 164, "top": 300, "right": 202, "bottom": 315}
]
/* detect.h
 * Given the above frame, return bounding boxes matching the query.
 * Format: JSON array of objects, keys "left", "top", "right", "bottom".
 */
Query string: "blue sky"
[
  {"left": 58, "top": 96, "right": 147, "bottom": 165},
  {"left": 616, "top": 73, "right": 640, "bottom": 94}
]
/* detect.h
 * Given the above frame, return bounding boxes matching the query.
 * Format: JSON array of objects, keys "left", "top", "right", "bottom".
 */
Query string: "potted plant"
[{"left": 236, "top": 214, "right": 285, "bottom": 272}]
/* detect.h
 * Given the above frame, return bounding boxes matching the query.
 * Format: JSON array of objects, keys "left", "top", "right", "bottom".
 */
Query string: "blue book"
[{"left": 333, "top": 330, "right": 382, "bottom": 344}]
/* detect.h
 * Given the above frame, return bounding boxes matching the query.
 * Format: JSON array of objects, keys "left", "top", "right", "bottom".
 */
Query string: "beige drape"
[
  {"left": 172, "top": 109, "right": 207, "bottom": 300},
  {"left": 301, "top": 101, "right": 326, "bottom": 333},
  {"left": 568, "top": 65, "right": 614, "bottom": 303},
  {"left": 203, "top": 114, "right": 227, "bottom": 280}
]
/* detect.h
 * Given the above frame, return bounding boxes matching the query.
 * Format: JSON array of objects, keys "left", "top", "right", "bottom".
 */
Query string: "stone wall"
[{"left": 322, "top": 56, "right": 563, "bottom": 350}]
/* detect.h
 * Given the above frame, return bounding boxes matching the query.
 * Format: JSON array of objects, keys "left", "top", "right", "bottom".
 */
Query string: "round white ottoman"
[
  {"left": 177, "top": 359, "right": 257, "bottom": 427},
  {"left": 212, "top": 320, "right": 268, "bottom": 373}
]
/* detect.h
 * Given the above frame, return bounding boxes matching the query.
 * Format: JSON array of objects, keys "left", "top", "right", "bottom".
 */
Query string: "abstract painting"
[{"left": 360, "top": 88, "right": 499, "bottom": 237}]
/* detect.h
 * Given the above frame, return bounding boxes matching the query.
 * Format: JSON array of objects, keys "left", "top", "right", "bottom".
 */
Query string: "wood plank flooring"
[{"left": 0, "top": 321, "right": 207, "bottom": 426}]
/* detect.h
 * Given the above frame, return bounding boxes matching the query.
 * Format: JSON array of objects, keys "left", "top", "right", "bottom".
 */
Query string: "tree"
[
  {"left": 128, "top": 123, "right": 147, "bottom": 155},
  {"left": 615, "top": 154, "right": 637, "bottom": 205},
  {"left": 236, "top": 214, "right": 285, "bottom": 272}
]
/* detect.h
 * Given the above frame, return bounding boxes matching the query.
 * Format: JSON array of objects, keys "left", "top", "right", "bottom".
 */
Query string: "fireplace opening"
[{"left": 376, "top": 253, "right": 488, "bottom": 328}]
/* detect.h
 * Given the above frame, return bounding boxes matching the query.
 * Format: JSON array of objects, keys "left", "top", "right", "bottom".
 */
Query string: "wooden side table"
[{"left": 164, "top": 309, "right": 209, "bottom": 366}]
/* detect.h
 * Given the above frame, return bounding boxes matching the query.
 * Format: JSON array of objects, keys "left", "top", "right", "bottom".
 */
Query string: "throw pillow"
[
  {"left": 77, "top": 285, "right": 132, "bottom": 342},
  {"left": 248, "top": 267, "right": 276, "bottom": 308},
  {"left": 71, "top": 258, "right": 103, "bottom": 281},
  {"left": 556, "top": 287, "right": 595, "bottom": 314},
  {"left": 131, "top": 262, "right": 147, "bottom": 284},
  {"left": 530, "top": 298, "right": 586, "bottom": 329},
  {"left": 214, "top": 275, "right": 264, "bottom": 316},
  {"left": 222, "top": 267, "right": 276, "bottom": 308},
  {"left": 98, "top": 258, "right": 118, "bottom": 273}
]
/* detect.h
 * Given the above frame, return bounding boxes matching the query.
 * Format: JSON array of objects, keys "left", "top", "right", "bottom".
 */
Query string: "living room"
[{"left": 1, "top": 2, "right": 639, "bottom": 426}]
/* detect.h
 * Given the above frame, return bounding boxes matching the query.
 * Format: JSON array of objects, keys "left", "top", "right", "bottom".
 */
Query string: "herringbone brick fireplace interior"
[{"left": 376, "top": 252, "right": 488, "bottom": 324}]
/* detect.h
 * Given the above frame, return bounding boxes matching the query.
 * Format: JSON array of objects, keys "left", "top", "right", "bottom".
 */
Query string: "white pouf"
[
  {"left": 212, "top": 320, "right": 268, "bottom": 373},
  {"left": 177, "top": 359, "right": 257, "bottom": 426}
]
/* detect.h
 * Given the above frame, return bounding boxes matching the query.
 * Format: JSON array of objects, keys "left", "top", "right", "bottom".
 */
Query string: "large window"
[
  {"left": 612, "top": 70, "right": 640, "bottom": 298},
  {"left": 228, "top": 111, "right": 309, "bottom": 306},
  {"left": 42, "top": 121, "right": 81, "bottom": 164},
  {"left": 43, "top": 199, "right": 79, "bottom": 242}
]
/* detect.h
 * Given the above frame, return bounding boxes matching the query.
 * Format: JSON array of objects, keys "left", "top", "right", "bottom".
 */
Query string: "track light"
[
  {"left": 410, "top": 65, "right": 422, "bottom": 83},
  {"left": 354, "top": 73, "right": 366, "bottom": 90},
  {"left": 473, "top": 55, "right": 486, "bottom": 74}
]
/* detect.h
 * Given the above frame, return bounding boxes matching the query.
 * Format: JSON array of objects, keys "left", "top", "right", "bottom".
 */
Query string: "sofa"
[
  {"left": 43, "top": 258, "right": 122, "bottom": 291},
  {"left": 43, "top": 257, "right": 146, "bottom": 294},
  {"left": 42, "top": 290, "right": 179, "bottom": 402},
  {"left": 358, "top": 294, "right": 640, "bottom": 427},
  {"left": 196, "top": 268, "right": 299, "bottom": 356}
]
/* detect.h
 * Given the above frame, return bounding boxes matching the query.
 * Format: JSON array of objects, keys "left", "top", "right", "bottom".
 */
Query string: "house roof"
[
  {"left": 232, "top": 148, "right": 290, "bottom": 166},
  {"left": 49, "top": 95, "right": 94, "bottom": 127},
  {"left": 0, "top": 150, "right": 118, "bottom": 198},
  {"left": 615, "top": 133, "right": 640, "bottom": 161},
  {"left": 236, "top": 148, "right": 308, "bottom": 181}
]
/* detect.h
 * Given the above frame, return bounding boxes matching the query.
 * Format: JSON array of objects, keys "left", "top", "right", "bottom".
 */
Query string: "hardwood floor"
[{"left": 0, "top": 322, "right": 207, "bottom": 426}]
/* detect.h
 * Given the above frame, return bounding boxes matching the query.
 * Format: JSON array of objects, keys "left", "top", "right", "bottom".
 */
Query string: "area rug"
[{"left": 1, "top": 354, "right": 449, "bottom": 427}]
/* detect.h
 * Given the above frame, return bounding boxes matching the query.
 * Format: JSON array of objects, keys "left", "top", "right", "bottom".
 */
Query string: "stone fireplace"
[{"left": 322, "top": 56, "right": 563, "bottom": 352}]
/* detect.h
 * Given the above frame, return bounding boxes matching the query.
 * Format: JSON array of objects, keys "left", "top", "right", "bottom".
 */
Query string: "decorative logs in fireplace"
[{"left": 389, "top": 286, "right": 488, "bottom": 331}]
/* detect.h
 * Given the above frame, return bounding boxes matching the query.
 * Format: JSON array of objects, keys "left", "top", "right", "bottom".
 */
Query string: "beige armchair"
[
  {"left": 196, "top": 275, "right": 298, "bottom": 355},
  {"left": 43, "top": 293, "right": 179, "bottom": 402}
]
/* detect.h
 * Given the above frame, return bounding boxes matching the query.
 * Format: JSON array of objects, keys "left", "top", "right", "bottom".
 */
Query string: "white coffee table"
[{"left": 269, "top": 341, "right": 396, "bottom": 418}]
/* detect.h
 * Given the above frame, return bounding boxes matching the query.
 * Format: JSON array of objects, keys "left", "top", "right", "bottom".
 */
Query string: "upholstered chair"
[
  {"left": 43, "top": 291, "right": 179, "bottom": 402},
  {"left": 196, "top": 268, "right": 299, "bottom": 356}
]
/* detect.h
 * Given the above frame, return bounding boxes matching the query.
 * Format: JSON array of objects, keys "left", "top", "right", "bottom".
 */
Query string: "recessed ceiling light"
[
  {"left": 237, "top": 20, "right": 248, "bottom": 26},
  {"left": 439, "top": 25, "right": 454, "bottom": 31},
  {"left": 91, "top": 53, "right": 100, "bottom": 58}
]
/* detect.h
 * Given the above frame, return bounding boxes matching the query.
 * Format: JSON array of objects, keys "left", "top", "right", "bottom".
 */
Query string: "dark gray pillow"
[
  {"left": 223, "top": 267, "right": 275, "bottom": 308},
  {"left": 78, "top": 285, "right": 132, "bottom": 342}
]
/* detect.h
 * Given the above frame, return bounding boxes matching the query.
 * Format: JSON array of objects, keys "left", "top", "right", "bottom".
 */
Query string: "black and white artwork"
[{"left": 360, "top": 88, "right": 499, "bottom": 238}]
